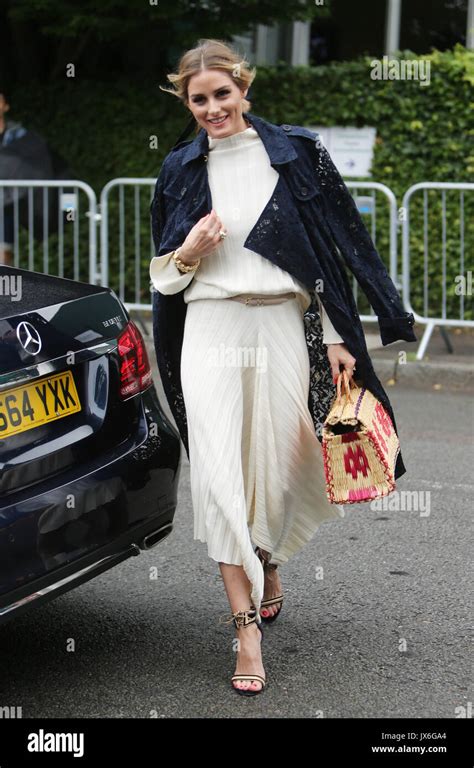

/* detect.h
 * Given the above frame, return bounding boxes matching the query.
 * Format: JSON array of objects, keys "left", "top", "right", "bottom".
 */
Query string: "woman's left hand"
[{"left": 326, "top": 343, "right": 357, "bottom": 385}]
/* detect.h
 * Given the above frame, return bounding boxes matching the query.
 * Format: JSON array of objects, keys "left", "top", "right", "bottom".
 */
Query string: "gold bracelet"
[{"left": 172, "top": 247, "right": 201, "bottom": 274}]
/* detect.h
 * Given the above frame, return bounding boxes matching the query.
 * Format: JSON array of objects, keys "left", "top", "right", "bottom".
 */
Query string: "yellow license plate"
[{"left": 0, "top": 371, "right": 81, "bottom": 439}]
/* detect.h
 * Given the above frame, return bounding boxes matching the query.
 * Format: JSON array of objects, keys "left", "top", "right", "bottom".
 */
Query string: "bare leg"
[
  {"left": 219, "top": 562, "right": 265, "bottom": 692},
  {"left": 259, "top": 548, "right": 283, "bottom": 619}
]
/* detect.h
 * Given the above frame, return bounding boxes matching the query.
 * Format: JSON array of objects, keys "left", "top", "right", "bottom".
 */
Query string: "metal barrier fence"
[
  {"left": 99, "top": 178, "right": 399, "bottom": 323},
  {"left": 99, "top": 178, "right": 155, "bottom": 309},
  {"left": 402, "top": 182, "right": 474, "bottom": 360},
  {"left": 2, "top": 177, "right": 473, "bottom": 360},
  {"left": 0, "top": 180, "right": 98, "bottom": 284},
  {"left": 346, "top": 181, "right": 400, "bottom": 321}
]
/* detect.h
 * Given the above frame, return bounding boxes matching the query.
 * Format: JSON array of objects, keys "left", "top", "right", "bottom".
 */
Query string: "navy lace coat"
[{"left": 150, "top": 112, "right": 417, "bottom": 481}]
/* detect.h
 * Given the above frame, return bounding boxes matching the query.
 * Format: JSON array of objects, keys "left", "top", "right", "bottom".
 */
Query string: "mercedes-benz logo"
[{"left": 16, "top": 321, "right": 42, "bottom": 356}]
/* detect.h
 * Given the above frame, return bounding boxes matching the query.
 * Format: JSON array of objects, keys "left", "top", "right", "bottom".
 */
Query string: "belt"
[{"left": 228, "top": 292, "right": 296, "bottom": 306}]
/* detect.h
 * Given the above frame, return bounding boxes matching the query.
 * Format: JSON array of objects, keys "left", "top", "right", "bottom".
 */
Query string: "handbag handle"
[{"left": 335, "top": 369, "right": 357, "bottom": 405}]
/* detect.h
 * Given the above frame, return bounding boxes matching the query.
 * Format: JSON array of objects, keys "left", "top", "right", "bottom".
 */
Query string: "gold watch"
[{"left": 172, "top": 247, "right": 201, "bottom": 274}]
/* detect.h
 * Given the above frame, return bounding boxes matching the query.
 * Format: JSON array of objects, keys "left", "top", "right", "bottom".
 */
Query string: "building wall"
[{"left": 233, "top": 0, "right": 471, "bottom": 69}]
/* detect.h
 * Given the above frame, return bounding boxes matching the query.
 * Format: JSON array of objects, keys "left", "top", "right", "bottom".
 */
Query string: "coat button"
[
  {"left": 180, "top": 186, "right": 187, "bottom": 197},
  {"left": 203, "top": 155, "right": 208, "bottom": 162},
  {"left": 300, "top": 187, "right": 308, "bottom": 196},
  {"left": 282, "top": 124, "right": 292, "bottom": 132}
]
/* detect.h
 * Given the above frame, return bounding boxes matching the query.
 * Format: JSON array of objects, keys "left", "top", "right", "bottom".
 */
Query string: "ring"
[{"left": 219, "top": 229, "right": 227, "bottom": 239}]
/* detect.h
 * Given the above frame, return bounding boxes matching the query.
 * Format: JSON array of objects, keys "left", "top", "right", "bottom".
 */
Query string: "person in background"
[
  {"left": 0, "top": 85, "right": 71, "bottom": 266},
  {"left": 0, "top": 87, "right": 20, "bottom": 265}
]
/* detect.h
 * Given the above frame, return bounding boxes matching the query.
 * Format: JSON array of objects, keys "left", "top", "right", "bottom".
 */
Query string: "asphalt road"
[{"left": 0, "top": 372, "right": 472, "bottom": 719}]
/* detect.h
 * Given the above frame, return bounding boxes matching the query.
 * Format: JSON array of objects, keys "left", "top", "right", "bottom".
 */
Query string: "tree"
[{"left": 1, "top": 0, "right": 331, "bottom": 84}]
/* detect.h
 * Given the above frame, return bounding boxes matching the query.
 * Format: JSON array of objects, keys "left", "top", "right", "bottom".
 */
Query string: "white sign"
[
  {"left": 60, "top": 192, "right": 78, "bottom": 213},
  {"left": 354, "top": 195, "right": 374, "bottom": 215},
  {"left": 309, "top": 126, "right": 377, "bottom": 177}
]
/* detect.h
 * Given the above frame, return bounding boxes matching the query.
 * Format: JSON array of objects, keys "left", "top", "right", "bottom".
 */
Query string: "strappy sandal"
[
  {"left": 219, "top": 608, "right": 266, "bottom": 696},
  {"left": 254, "top": 546, "right": 284, "bottom": 624}
]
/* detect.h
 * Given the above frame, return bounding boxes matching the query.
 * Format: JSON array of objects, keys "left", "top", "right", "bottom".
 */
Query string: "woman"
[{"left": 149, "top": 39, "right": 416, "bottom": 697}]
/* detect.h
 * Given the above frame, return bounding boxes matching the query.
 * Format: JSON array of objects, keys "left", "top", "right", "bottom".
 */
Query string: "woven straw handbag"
[{"left": 322, "top": 370, "right": 400, "bottom": 504}]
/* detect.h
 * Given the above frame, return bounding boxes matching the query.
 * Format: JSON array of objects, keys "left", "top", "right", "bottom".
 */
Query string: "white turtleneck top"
[{"left": 149, "top": 125, "right": 343, "bottom": 344}]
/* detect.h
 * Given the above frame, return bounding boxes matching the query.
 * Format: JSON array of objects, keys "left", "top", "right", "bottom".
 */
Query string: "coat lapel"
[
  {"left": 162, "top": 112, "right": 322, "bottom": 291},
  {"left": 243, "top": 172, "right": 319, "bottom": 289}
]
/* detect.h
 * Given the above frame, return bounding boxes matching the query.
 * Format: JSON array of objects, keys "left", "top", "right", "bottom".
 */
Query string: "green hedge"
[{"left": 11, "top": 44, "right": 473, "bottom": 318}]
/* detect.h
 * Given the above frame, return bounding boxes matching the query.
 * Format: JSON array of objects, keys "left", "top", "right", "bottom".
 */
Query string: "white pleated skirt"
[{"left": 180, "top": 296, "right": 345, "bottom": 615}]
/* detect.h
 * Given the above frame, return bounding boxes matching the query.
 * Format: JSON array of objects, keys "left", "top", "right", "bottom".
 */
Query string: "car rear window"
[{"left": 0, "top": 267, "right": 105, "bottom": 319}]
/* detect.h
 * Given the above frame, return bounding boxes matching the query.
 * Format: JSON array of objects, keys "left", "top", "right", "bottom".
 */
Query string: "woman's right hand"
[{"left": 179, "top": 209, "right": 226, "bottom": 265}]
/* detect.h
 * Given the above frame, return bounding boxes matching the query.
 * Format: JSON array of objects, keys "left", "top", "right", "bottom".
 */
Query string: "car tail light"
[{"left": 117, "top": 320, "right": 153, "bottom": 399}]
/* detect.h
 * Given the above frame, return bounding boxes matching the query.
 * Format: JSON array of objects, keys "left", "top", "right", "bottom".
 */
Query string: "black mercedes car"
[{"left": 0, "top": 265, "right": 181, "bottom": 625}]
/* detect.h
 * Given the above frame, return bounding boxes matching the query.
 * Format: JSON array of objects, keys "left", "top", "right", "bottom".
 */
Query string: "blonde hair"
[{"left": 159, "top": 38, "right": 256, "bottom": 133}]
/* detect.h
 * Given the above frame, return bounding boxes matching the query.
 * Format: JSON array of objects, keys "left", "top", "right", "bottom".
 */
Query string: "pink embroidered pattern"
[
  {"left": 344, "top": 442, "right": 370, "bottom": 479},
  {"left": 371, "top": 419, "right": 388, "bottom": 453},
  {"left": 374, "top": 401, "right": 393, "bottom": 436},
  {"left": 348, "top": 486, "right": 378, "bottom": 502}
]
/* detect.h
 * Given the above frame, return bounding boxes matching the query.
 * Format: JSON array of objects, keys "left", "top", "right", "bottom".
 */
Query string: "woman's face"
[{"left": 186, "top": 69, "right": 249, "bottom": 138}]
